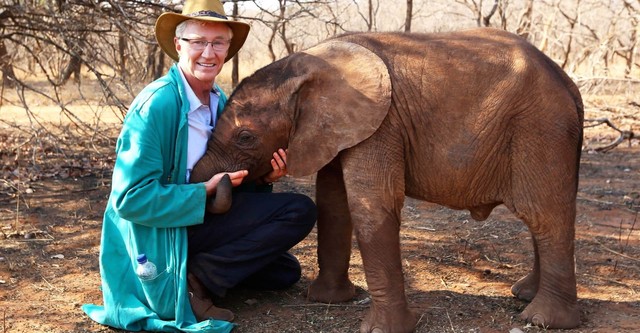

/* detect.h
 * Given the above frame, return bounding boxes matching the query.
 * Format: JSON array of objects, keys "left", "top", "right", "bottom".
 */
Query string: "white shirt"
[{"left": 178, "top": 69, "right": 220, "bottom": 183}]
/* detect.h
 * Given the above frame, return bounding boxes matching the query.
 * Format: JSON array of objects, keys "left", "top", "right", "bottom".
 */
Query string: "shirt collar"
[{"left": 177, "top": 67, "right": 221, "bottom": 113}]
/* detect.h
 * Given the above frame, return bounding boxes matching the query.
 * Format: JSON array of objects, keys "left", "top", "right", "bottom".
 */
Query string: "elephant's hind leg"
[
  {"left": 511, "top": 195, "right": 579, "bottom": 328},
  {"left": 507, "top": 104, "right": 582, "bottom": 328},
  {"left": 510, "top": 238, "right": 540, "bottom": 302}
]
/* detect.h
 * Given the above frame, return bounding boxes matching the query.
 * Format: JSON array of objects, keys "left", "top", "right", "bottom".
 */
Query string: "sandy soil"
[{"left": 1, "top": 108, "right": 639, "bottom": 333}]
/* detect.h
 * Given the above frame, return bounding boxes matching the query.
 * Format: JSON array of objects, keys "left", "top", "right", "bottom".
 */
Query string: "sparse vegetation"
[{"left": 1, "top": 1, "right": 639, "bottom": 332}]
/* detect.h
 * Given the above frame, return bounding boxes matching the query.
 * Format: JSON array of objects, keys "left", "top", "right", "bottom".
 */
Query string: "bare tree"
[
  {"left": 59, "top": 35, "right": 85, "bottom": 85},
  {"left": 516, "top": 0, "right": 534, "bottom": 39},
  {"left": 251, "top": 0, "right": 329, "bottom": 61},
  {"left": 455, "top": 0, "right": 500, "bottom": 27},
  {"left": 231, "top": 0, "right": 240, "bottom": 87},
  {"left": 622, "top": 0, "right": 639, "bottom": 77},
  {"left": 0, "top": 0, "right": 638, "bottom": 143},
  {"left": 0, "top": 8, "right": 16, "bottom": 89},
  {"left": 261, "top": 0, "right": 290, "bottom": 62},
  {"left": 483, "top": 0, "right": 499, "bottom": 26},
  {"left": 145, "top": 42, "right": 165, "bottom": 80},
  {"left": 496, "top": 0, "right": 508, "bottom": 29},
  {"left": 405, "top": 0, "right": 413, "bottom": 32},
  {"left": 558, "top": 0, "right": 580, "bottom": 69},
  {"left": 0, "top": 0, "right": 172, "bottom": 128},
  {"left": 352, "top": 0, "right": 378, "bottom": 31}
]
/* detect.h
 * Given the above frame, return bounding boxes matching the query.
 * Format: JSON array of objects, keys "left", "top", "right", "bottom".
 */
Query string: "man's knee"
[{"left": 289, "top": 194, "right": 317, "bottom": 229}]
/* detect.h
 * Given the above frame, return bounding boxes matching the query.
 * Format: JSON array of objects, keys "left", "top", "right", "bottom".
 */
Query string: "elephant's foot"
[
  {"left": 520, "top": 295, "right": 580, "bottom": 329},
  {"left": 359, "top": 303, "right": 417, "bottom": 333},
  {"left": 308, "top": 275, "right": 356, "bottom": 303},
  {"left": 511, "top": 272, "right": 538, "bottom": 302}
]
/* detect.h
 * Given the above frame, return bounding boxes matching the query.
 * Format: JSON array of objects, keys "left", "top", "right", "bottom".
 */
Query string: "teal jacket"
[{"left": 82, "top": 64, "right": 233, "bottom": 332}]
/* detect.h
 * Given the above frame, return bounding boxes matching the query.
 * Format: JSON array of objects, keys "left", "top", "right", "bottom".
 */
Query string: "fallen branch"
[
  {"left": 594, "top": 239, "right": 640, "bottom": 262},
  {"left": 584, "top": 118, "right": 636, "bottom": 152},
  {"left": 282, "top": 303, "right": 368, "bottom": 308},
  {"left": 577, "top": 196, "right": 639, "bottom": 215},
  {"left": 583, "top": 273, "right": 637, "bottom": 292},
  {"left": 574, "top": 76, "right": 640, "bottom": 84}
]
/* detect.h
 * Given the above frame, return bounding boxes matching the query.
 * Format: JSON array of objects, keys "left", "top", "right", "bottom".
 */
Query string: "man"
[{"left": 83, "top": 1, "right": 316, "bottom": 332}]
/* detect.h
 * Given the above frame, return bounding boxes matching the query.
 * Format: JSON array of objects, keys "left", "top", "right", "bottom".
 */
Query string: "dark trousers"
[{"left": 187, "top": 192, "right": 317, "bottom": 297}]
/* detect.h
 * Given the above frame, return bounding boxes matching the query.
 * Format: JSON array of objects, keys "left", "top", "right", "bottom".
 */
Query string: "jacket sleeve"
[{"left": 109, "top": 83, "right": 207, "bottom": 228}]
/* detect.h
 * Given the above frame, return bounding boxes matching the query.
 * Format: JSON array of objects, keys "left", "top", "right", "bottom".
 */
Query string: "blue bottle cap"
[{"left": 136, "top": 254, "right": 147, "bottom": 264}]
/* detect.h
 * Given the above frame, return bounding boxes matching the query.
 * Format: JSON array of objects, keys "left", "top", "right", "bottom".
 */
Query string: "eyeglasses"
[{"left": 179, "top": 38, "right": 231, "bottom": 52}]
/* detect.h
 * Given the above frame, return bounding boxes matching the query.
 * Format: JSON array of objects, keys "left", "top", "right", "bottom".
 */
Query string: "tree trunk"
[
  {"left": 155, "top": 51, "right": 165, "bottom": 80},
  {"left": 278, "top": 0, "right": 295, "bottom": 56},
  {"left": 405, "top": 0, "right": 413, "bottom": 32},
  {"left": 368, "top": 0, "right": 374, "bottom": 31},
  {"left": 281, "top": 19, "right": 295, "bottom": 55},
  {"left": 119, "top": 30, "right": 127, "bottom": 80},
  {"left": 475, "top": 0, "right": 483, "bottom": 26},
  {"left": 146, "top": 43, "right": 157, "bottom": 80},
  {"left": 558, "top": 2, "right": 578, "bottom": 70},
  {"left": 232, "top": 0, "right": 239, "bottom": 88},
  {"left": 497, "top": 0, "right": 507, "bottom": 29},
  {"left": 482, "top": 0, "right": 499, "bottom": 27},
  {"left": 516, "top": 0, "right": 534, "bottom": 40},
  {"left": 60, "top": 47, "right": 82, "bottom": 85},
  {"left": 0, "top": 39, "right": 15, "bottom": 88},
  {"left": 625, "top": 8, "right": 638, "bottom": 78},
  {"left": 0, "top": 9, "right": 15, "bottom": 88},
  {"left": 267, "top": 22, "right": 278, "bottom": 62},
  {"left": 145, "top": 43, "right": 166, "bottom": 80}
]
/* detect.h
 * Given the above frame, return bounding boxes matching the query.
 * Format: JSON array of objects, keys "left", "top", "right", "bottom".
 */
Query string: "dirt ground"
[{"left": 1, "top": 110, "right": 639, "bottom": 333}]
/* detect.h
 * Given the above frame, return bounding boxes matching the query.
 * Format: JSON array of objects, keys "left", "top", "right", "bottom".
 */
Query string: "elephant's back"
[
  {"left": 333, "top": 29, "right": 558, "bottom": 93},
  {"left": 333, "top": 29, "right": 533, "bottom": 64},
  {"left": 333, "top": 29, "right": 582, "bottom": 140}
]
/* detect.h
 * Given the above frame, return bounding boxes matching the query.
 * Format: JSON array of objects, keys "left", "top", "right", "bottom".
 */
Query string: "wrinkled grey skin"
[{"left": 191, "top": 28, "right": 584, "bottom": 333}]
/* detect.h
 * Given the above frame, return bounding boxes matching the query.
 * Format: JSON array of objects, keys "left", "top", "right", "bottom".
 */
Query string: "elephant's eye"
[{"left": 237, "top": 130, "right": 256, "bottom": 147}]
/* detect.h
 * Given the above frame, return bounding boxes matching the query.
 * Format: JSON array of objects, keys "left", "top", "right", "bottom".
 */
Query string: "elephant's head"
[{"left": 190, "top": 40, "right": 392, "bottom": 183}]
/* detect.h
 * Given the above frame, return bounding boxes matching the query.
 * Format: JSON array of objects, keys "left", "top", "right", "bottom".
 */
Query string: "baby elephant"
[{"left": 191, "top": 28, "right": 583, "bottom": 332}]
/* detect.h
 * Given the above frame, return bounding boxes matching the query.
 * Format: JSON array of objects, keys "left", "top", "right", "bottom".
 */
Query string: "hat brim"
[{"left": 155, "top": 12, "right": 250, "bottom": 63}]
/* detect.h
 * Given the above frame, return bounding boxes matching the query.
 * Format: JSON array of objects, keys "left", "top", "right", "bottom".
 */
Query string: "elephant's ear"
[{"left": 287, "top": 40, "right": 392, "bottom": 177}]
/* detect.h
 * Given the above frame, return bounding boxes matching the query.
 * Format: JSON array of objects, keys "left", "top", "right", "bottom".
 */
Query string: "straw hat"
[{"left": 155, "top": 0, "right": 250, "bottom": 63}]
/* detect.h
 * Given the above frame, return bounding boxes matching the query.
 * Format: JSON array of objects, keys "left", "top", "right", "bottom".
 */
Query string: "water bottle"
[{"left": 136, "top": 253, "right": 158, "bottom": 281}]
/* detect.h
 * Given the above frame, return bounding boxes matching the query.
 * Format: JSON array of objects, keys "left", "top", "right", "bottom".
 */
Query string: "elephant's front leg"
[
  {"left": 353, "top": 205, "right": 417, "bottom": 333},
  {"left": 342, "top": 151, "right": 417, "bottom": 333},
  {"left": 308, "top": 160, "right": 356, "bottom": 303}
]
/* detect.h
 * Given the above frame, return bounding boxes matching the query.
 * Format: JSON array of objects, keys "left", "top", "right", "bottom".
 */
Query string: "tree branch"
[{"left": 584, "top": 118, "right": 637, "bottom": 152}]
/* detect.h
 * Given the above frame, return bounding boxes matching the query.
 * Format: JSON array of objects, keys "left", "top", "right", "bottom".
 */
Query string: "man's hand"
[
  {"left": 204, "top": 170, "right": 248, "bottom": 196},
  {"left": 262, "top": 148, "right": 287, "bottom": 184}
]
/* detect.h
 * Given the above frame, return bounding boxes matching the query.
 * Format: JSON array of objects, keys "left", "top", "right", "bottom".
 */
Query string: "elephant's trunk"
[
  {"left": 190, "top": 137, "right": 231, "bottom": 183},
  {"left": 206, "top": 174, "right": 232, "bottom": 214}
]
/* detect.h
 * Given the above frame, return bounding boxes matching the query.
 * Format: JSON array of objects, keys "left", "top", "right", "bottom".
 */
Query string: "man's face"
[{"left": 175, "top": 21, "right": 232, "bottom": 87}]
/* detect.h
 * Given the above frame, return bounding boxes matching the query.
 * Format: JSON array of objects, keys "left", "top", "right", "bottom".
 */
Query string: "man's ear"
[{"left": 174, "top": 37, "right": 182, "bottom": 53}]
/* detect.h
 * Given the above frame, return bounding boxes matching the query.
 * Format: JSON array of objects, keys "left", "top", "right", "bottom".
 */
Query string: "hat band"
[{"left": 188, "top": 10, "right": 228, "bottom": 20}]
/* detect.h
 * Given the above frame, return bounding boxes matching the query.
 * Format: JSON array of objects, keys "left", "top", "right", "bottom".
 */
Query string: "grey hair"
[{"left": 175, "top": 19, "right": 233, "bottom": 39}]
